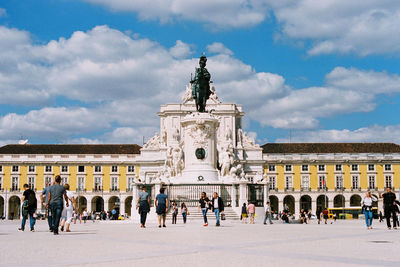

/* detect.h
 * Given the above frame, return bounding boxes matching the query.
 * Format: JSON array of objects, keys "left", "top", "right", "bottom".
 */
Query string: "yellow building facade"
[{"left": 1, "top": 143, "right": 399, "bottom": 219}]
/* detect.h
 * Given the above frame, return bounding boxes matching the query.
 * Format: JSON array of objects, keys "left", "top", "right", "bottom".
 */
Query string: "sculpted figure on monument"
[
  {"left": 172, "top": 146, "right": 184, "bottom": 176},
  {"left": 219, "top": 144, "right": 234, "bottom": 177},
  {"left": 143, "top": 133, "right": 161, "bottom": 149},
  {"left": 191, "top": 55, "right": 212, "bottom": 112}
]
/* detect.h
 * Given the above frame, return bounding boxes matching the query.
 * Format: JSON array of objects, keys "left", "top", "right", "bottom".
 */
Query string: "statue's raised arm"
[{"left": 191, "top": 55, "right": 211, "bottom": 112}]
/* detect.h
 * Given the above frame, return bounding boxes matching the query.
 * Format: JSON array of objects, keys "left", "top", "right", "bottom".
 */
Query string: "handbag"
[{"left": 221, "top": 212, "right": 226, "bottom": 220}]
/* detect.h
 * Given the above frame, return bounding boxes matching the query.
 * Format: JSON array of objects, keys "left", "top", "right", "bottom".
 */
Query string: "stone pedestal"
[{"left": 180, "top": 112, "right": 219, "bottom": 183}]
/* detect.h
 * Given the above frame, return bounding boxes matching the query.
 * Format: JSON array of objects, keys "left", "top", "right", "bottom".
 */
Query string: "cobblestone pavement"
[{"left": 0, "top": 218, "right": 399, "bottom": 267}]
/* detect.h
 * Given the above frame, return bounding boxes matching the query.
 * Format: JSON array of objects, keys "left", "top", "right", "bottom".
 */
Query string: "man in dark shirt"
[
  {"left": 379, "top": 187, "right": 398, "bottom": 229},
  {"left": 19, "top": 184, "right": 37, "bottom": 232},
  {"left": 47, "top": 175, "right": 69, "bottom": 235},
  {"left": 211, "top": 192, "right": 224, "bottom": 227},
  {"left": 155, "top": 187, "right": 169, "bottom": 228}
]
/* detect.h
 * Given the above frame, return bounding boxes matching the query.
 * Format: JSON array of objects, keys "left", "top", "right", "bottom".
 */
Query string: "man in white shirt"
[{"left": 263, "top": 201, "right": 273, "bottom": 225}]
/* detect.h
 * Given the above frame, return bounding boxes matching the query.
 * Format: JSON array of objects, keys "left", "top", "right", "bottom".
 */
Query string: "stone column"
[
  {"left": 131, "top": 184, "right": 138, "bottom": 220},
  {"left": 294, "top": 197, "right": 300, "bottom": 216},
  {"left": 231, "top": 184, "right": 237, "bottom": 208},
  {"left": 263, "top": 182, "right": 269, "bottom": 208},
  {"left": 238, "top": 181, "right": 248, "bottom": 208},
  {"left": 120, "top": 198, "right": 125, "bottom": 217},
  {"left": 87, "top": 197, "right": 92, "bottom": 213},
  {"left": 311, "top": 198, "right": 316, "bottom": 213}
]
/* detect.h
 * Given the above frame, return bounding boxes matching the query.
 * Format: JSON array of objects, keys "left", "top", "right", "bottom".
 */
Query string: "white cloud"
[
  {"left": 207, "top": 42, "right": 233, "bottom": 55},
  {"left": 84, "top": 0, "right": 269, "bottom": 29},
  {"left": 276, "top": 124, "right": 400, "bottom": 144},
  {"left": 169, "top": 40, "right": 193, "bottom": 59},
  {"left": 0, "top": 107, "right": 109, "bottom": 141},
  {"left": 1, "top": 24, "right": 400, "bottom": 145},
  {"left": 268, "top": 0, "right": 400, "bottom": 56}
]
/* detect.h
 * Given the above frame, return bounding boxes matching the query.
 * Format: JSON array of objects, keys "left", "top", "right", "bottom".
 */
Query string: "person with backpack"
[{"left": 19, "top": 184, "right": 37, "bottom": 232}]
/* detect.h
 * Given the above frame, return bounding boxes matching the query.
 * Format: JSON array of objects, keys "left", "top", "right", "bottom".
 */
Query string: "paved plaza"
[{"left": 0, "top": 217, "right": 399, "bottom": 267}]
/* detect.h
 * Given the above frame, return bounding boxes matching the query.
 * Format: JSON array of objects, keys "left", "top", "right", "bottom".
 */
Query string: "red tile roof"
[
  {"left": 0, "top": 144, "right": 141, "bottom": 154},
  {"left": 261, "top": 143, "right": 400, "bottom": 154}
]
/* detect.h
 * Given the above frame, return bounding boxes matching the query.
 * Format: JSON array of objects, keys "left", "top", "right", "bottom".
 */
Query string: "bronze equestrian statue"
[{"left": 191, "top": 55, "right": 211, "bottom": 112}]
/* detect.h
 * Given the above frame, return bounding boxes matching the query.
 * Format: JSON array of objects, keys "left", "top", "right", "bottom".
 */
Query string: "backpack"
[{"left": 27, "top": 190, "right": 36, "bottom": 208}]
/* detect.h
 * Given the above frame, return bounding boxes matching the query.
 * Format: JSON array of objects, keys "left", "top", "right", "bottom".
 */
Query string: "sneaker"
[
  {"left": 263, "top": 223, "right": 266, "bottom": 225},
  {"left": 18, "top": 228, "right": 24, "bottom": 232},
  {"left": 163, "top": 225, "right": 166, "bottom": 228},
  {"left": 204, "top": 223, "right": 208, "bottom": 226},
  {"left": 216, "top": 223, "right": 220, "bottom": 227},
  {"left": 30, "top": 229, "right": 35, "bottom": 232},
  {"left": 394, "top": 227, "right": 397, "bottom": 230}
]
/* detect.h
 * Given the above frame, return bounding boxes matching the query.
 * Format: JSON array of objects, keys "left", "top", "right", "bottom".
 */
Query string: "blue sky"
[{"left": 1, "top": 0, "right": 400, "bottom": 145}]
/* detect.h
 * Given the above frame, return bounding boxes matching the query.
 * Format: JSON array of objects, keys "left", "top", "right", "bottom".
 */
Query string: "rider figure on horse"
[{"left": 191, "top": 55, "right": 211, "bottom": 112}]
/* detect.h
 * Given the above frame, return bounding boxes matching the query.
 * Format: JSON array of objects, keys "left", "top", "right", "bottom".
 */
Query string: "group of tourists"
[
  {"left": 19, "top": 175, "right": 76, "bottom": 235},
  {"left": 136, "top": 187, "right": 224, "bottom": 228},
  {"left": 18, "top": 180, "right": 399, "bottom": 231}
]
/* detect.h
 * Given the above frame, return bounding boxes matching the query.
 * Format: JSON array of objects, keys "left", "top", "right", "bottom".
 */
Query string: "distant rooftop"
[
  {"left": 0, "top": 144, "right": 141, "bottom": 155},
  {"left": 261, "top": 143, "right": 400, "bottom": 154}
]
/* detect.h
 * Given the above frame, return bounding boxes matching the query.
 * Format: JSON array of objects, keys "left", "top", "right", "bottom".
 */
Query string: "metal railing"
[{"left": 167, "top": 184, "right": 232, "bottom": 207}]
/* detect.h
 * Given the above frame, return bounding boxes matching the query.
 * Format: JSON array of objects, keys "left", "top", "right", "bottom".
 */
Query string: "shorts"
[
  {"left": 323, "top": 215, "right": 328, "bottom": 219},
  {"left": 156, "top": 204, "right": 166, "bottom": 215},
  {"left": 62, "top": 208, "right": 73, "bottom": 224},
  {"left": 241, "top": 213, "right": 248, "bottom": 218}
]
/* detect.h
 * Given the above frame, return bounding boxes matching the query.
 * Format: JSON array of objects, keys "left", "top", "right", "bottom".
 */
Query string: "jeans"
[
  {"left": 140, "top": 211, "right": 147, "bottom": 225},
  {"left": 21, "top": 208, "right": 36, "bottom": 230},
  {"left": 50, "top": 203, "right": 63, "bottom": 233},
  {"left": 182, "top": 212, "right": 187, "bottom": 223},
  {"left": 264, "top": 212, "right": 273, "bottom": 224},
  {"left": 202, "top": 208, "right": 208, "bottom": 223},
  {"left": 214, "top": 208, "right": 220, "bottom": 225},
  {"left": 364, "top": 210, "right": 373, "bottom": 227}
]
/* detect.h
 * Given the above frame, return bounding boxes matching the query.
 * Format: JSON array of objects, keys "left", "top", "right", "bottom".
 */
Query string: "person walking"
[
  {"left": 198, "top": 192, "right": 210, "bottom": 227},
  {"left": 362, "top": 191, "right": 377, "bottom": 229},
  {"left": 379, "top": 187, "right": 398, "bottom": 229},
  {"left": 241, "top": 203, "right": 248, "bottom": 224},
  {"left": 19, "top": 184, "right": 37, "bottom": 232},
  {"left": 211, "top": 192, "right": 224, "bottom": 227},
  {"left": 40, "top": 181, "right": 53, "bottom": 231},
  {"left": 247, "top": 202, "right": 256, "bottom": 224},
  {"left": 155, "top": 187, "right": 169, "bottom": 228},
  {"left": 181, "top": 202, "right": 188, "bottom": 224},
  {"left": 322, "top": 208, "right": 329, "bottom": 224},
  {"left": 60, "top": 184, "right": 76, "bottom": 232},
  {"left": 136, "top": 186, "right": 150, "bottom": 228},
  {"left": 263, "top": 201, "right": 273, "bottom": 225},
  {"left": 82, "top": 209, "right": 88, "bottom": 223},
  {"left": 171, "top": 201, "right": 178, "bottom": 224},
  {"left": 47, "top": 175, "right": 69, "bottom": 235},
  {"left": 316, "top": 207, "right": 322, "bottom": 224}
]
